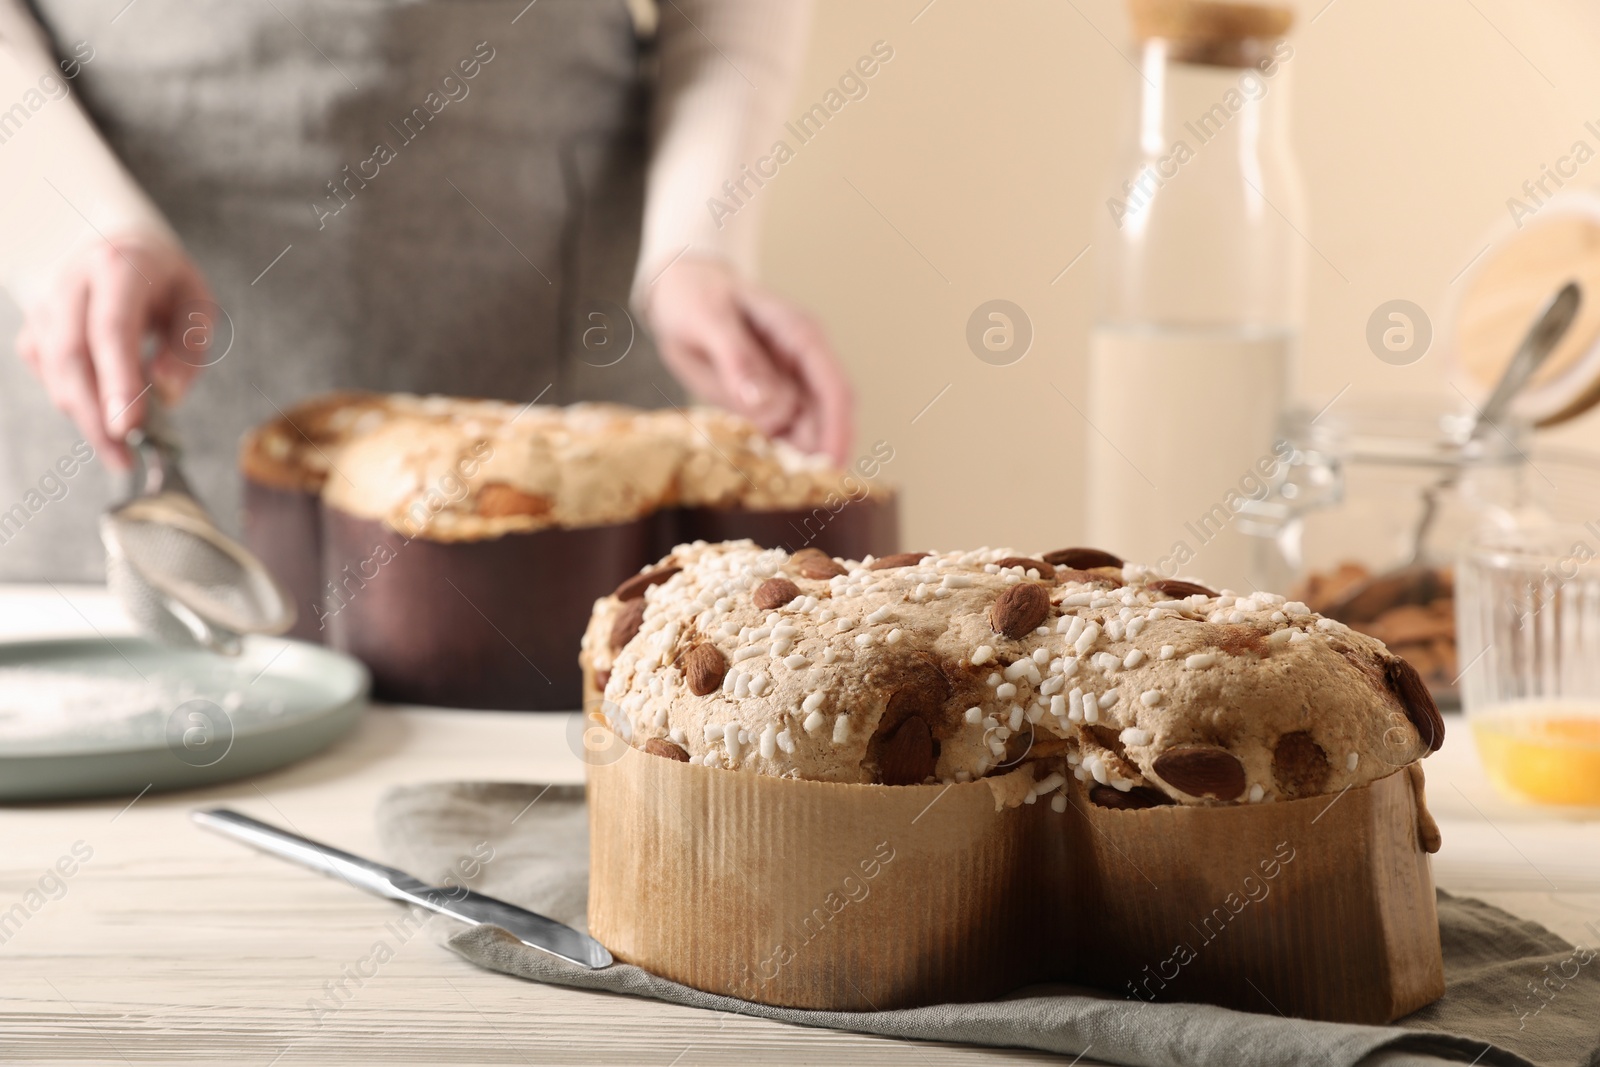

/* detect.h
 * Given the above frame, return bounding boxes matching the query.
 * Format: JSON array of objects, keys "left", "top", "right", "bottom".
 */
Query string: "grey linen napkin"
[{"left": 375, "top": 782, "right": 1600, "bottom": 1067}]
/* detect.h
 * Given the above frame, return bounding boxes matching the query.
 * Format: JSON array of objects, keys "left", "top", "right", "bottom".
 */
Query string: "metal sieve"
[{"left": 101, "top": 396, "right": 294, "bottom": 654}]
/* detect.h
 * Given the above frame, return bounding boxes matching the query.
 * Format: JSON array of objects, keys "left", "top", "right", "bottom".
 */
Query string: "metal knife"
[{"left": 192, "top": 807, "right": 612, "bottom": 969}]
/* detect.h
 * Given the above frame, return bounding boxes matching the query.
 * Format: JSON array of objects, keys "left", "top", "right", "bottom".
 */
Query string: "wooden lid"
[
  {"left": 1451, "top": 207, "right": 1600, "bottom": 427},
  {"left": 1128, "top": 0, "right": 1293, "bottom": 65}
]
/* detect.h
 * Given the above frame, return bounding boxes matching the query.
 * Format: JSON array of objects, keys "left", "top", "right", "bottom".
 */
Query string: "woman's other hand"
[{"left": 646, "top": 256, "right": 854, "bottom": 466}]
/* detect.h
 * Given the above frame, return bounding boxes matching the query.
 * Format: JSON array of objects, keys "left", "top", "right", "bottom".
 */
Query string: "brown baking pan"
[
  {"left": 241, "top": 478, "right": 325, "bottom": 644},
  {"left": 669, "top": 493, "right": 899, "bottom": 561},
  {"left": 320, "top": 506, "right": 654, "bottom": 710}
]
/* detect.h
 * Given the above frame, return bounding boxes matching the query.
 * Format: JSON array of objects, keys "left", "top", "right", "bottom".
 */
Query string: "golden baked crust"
[
  {"left": 583, "top": 541, "right": 1441, "bottom": 807},
  {"left": 237, "top": 391, "right": 391, "bottom": 492},
  {"left": 241, "top": 393, "right": 889, "bottom": 539},
  {"left": 653, "top": 407, "right": 892, "bottom": 511},
  {"left": 319, "top": 401, "right": 686, "bottom": 540}
]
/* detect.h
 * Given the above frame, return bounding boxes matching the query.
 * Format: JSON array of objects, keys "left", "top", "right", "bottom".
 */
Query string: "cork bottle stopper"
[{"left": 1127, "top": 0, "right": 1294, "bottom": 66}]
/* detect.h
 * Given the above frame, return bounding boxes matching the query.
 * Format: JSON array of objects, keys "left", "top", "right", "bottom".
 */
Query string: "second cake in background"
[{"left": 238, "top": 393, "right": 899, "bottom": 709}]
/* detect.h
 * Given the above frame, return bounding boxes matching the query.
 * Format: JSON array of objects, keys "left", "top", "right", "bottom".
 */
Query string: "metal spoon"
[
  {"left": 1323, "top": 281, "right": 1581, "bottom": 624},
  {"left": 1407, "top": 280, "right": 1581, "bottom": 565}
]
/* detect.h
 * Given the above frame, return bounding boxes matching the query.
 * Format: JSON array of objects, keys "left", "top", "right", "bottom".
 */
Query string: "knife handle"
[{"left": 192, "top": 808, "right": 412, "bottom": 902}]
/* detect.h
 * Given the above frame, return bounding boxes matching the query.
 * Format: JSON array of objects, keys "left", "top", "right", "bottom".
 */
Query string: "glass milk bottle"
[{"left": 1087, "top": 0, "right": 1305, "bottom": 592}]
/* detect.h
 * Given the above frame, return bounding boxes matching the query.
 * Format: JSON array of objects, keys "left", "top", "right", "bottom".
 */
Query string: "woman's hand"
[
  {"left": 645, "top": 256, "right": 854, "bottom": 465},
  {"left": 14, "top": 230, "right": 214, "bottom": 468}
]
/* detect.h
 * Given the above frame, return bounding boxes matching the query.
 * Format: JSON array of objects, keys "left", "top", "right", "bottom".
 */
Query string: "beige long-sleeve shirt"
[
  {"left": 0, "top": 2, "right": 177, "bottom": 304},
  {"left": 634, "top": 0, "right": 812, "bottom": 303},
  {"left": 0, "top": 0, "right": 811, "bottom": 309}
]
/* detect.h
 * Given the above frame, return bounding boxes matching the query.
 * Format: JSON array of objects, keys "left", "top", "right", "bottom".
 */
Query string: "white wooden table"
[{"left": 2, "top": 587, "right": 1598, "bottom": 1065}]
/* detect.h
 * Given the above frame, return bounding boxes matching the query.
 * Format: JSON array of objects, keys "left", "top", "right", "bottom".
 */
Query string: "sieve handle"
[{"left": 124, "top": 392, "right": 196, "bottom": 503}]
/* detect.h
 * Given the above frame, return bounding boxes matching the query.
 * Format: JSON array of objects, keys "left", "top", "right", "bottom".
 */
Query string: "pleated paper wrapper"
[{"left": 587, "top": 744, "right": 1445, "bottom": 1022}]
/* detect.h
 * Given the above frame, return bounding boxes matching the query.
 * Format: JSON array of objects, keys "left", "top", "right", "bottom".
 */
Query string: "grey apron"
[{"left": 0, "top": 0, "right": 680, "bottom": 580}]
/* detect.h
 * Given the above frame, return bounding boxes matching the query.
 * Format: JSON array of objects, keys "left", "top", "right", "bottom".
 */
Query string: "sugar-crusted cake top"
[
  {"left": 240, "top": 393, "right": 887, "bottom": 540},
  {"left": 238, "top": 391, "right": 396, "bottom": 493},
  {"left": 320, "top": 401, "right": 685, "bottom": 539},
  {"left": 581, "top": 541, "right": 1443, "bottom": 807}
]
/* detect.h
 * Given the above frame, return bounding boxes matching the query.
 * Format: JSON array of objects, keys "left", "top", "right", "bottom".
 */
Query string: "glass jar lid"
[{"left": 1281, "top": 393, "right": 1529, "bottom": 474}]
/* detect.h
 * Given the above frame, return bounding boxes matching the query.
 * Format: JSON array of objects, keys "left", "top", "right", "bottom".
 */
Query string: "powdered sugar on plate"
[
  {"left": 0, "top": 667, "right": 250, "bottom": 745},
  {"left": 0, "top": 643, "right": 310, "bottom": 756}
]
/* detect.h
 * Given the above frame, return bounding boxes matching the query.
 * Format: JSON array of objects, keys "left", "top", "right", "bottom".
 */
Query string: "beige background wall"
[
  {"left": 3, "top": 0, "right": 1598, "bottom": 565},
  {"left": 762, "top": 0, "right": 1600, "bottom": 553}
]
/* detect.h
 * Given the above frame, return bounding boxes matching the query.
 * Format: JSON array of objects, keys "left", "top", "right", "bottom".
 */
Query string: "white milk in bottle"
[{"left": 1088, "top": 1, "right": 1305, "bottom": 592}]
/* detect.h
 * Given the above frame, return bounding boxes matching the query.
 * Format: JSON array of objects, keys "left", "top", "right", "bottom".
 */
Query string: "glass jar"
[
  {"left": 1086, "top": 1, "right": 1305, "bottom": 594},
  {"left": 1241, "top": 395, "right": 1530, "bottom": 707}
]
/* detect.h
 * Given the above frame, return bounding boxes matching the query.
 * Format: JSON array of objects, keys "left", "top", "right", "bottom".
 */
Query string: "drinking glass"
[{"left": 1457, "top": 450, "right": 1600, "bottom": 805}]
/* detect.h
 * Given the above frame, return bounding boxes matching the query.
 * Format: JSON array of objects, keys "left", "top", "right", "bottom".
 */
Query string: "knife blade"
[{"left": 192, "top": 807, "right": 612, "bottom": 969}]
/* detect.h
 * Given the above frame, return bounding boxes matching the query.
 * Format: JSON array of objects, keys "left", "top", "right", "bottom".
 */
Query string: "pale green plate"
[{"left": 0, "top": 636, "right": 368, "bottom": 802}]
